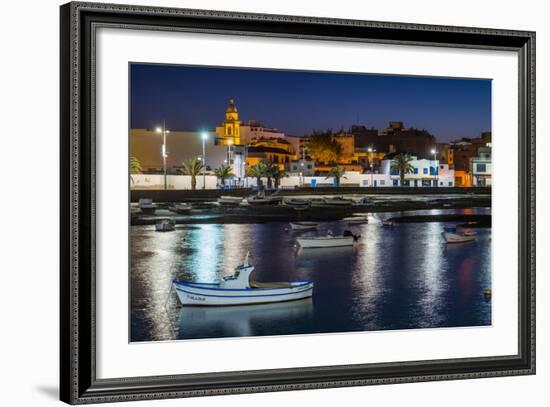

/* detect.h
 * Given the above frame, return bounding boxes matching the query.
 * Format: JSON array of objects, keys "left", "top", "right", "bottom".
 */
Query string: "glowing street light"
[
  {"left": 367, "top": 146, "right": 376, "bottom": 187},
  {"left": 431, "top": 148, "right": 438, "bottom": 187},
  {"left": 156, "top": 122, "right": 170, "bottom": 190},
  {"left": 201, "top": 132, "right": 208, "bottom": 189}
]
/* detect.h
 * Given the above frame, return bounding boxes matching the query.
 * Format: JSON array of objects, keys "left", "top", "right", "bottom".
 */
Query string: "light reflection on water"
[{"left": 130, "top": 208, "right": 491, "bottom": 341}]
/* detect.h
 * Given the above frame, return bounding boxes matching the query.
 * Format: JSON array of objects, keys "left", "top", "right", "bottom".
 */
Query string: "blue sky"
[{"left": 130, "top": 63, "right": 491, "bottom": 142}]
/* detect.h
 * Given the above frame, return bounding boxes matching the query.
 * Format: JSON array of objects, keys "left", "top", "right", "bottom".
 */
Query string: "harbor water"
[{"left": 130, "top": 208, "right": 491, "bottom": 342}]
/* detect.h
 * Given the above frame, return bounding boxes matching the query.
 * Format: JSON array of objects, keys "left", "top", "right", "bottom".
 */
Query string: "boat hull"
[
  {"left": 443, "top": 232, "right": 476, "bottom": 244},
  {"left": 173, "top": 280, "right": 314, "bottom": 306},
  {"left": 290, "top": 222, "right": 318, "bottom": 230},
  {"left": 297, "top": 236, "right": 354, "bottom": 248}
]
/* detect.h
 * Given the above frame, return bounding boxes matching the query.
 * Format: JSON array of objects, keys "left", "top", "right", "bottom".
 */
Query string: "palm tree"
[
  {"left": 246, "top": 162, "right": 268, "bottom": 187},
  {"left": 326, "top": 166, "right": 346, "bottom": 187},
  {"left": 130, "top": 156, "right": 142, "bottom": 185},
  {"left": 390, "top": 153, "right": 415, "bottom": 187},
  {"left": 263, "top": 161, "right": 279, "bottom": 189},
  {"left": 270, "top": 166, "right": 288, "bottom": 189},
  {"left": 214, "top": 164, "right": 234, "bottom": 188},
  {"left": 182, "top": 157, "right": 204, "bottom": 190}
]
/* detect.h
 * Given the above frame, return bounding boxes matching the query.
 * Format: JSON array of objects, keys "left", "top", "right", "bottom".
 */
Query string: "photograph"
[{"left": 129, "top": 64, "right": 493, "bottom": 342}]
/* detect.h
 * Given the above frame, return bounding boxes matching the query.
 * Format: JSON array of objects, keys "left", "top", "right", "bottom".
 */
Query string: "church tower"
[{"left": 222, "top": 98, "right": 241, "bottom": 145}]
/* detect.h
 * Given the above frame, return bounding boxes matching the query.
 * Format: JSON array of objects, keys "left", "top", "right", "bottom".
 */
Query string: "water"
[{"left": 130, "top": 208, "right": 491, "bottom": 342}]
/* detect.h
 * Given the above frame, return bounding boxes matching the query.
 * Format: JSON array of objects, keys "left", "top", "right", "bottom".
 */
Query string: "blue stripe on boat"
[
  {"left": 173, "top": 280, "right": 313, "bottom": 291},
  {"left": 174, "top": 286, "right": 313, "bottom": 298}
]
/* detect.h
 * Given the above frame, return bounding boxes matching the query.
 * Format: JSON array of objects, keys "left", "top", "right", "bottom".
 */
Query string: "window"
[
  {"left": 448, "top": 182, "right": 453, "bottom": 186},
  {"left": 414, "top": 168, "right": 418, "bottom": 174},
  {"left": 423, "top": 168, "right": 428, "bottom": 175},
  {"left": 380, "top": 180, "right": 385, "bottom": 185},
  {"left": 362, "top": 180, "right": 369, "bottom": 186},
  {"left": 476, "top": 163, "right": 487, "bottom": 173}
]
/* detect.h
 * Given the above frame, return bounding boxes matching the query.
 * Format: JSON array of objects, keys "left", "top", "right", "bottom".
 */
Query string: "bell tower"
[{"left": 223, "top": 98, "right": 241, "bottom": 145}]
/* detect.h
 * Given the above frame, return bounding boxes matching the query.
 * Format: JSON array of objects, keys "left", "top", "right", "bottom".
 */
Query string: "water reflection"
[
  {"left": 175, "top": 299, "right": 314, "bottom": 339},
  {"left": 130, "top": 209, "right": 492, "bottom": 342}
]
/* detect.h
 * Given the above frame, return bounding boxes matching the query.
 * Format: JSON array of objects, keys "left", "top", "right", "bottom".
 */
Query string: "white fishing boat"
[
  {"left": 382, "top": 219, "right": 395, "bottom": 228},
  {"left": 217, "top": 196, "right": 243, "bottom": 206},
  {"left": 172, "top": 252, "right": 314, "bottom": 306},
  {"left": 289, "top": 221, "right": 319, "bottom": 231},
  {"left": 342, "top": 216, "right": 369, "bottom": 224},
  {"left": 283, "top": 198, "right": 311, "bottom": 209},
  {"left": 155, "top": 218, "right": 175, "bottom": 232},
  {"left": 311, "top": 197, "right": 353, "bottom": 207},
  {"left": 169, "top": 203, "right": 192, "bottom": 214},
  {"left": 246, "top": 195, "right": 278, "bottom": 206},
  {"left": 138, "top": 198, "right": 157, "bottom": 214},
  {"left": 297, "top": 231, "right": 357, "bottom": 248},
  {"left": 443, "top": 226, "right": 476, "bottom": 244}
]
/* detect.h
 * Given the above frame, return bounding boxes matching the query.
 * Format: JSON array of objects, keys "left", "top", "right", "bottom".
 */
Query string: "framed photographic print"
[{"left": 60, "top": 1, "right": 535, "bottom": 404}]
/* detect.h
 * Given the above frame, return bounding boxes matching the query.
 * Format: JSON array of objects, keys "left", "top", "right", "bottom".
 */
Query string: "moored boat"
[
  {"left": 169, "top": 203, "right": 192, "bottom": 214},
  {"left": 246, "top": 195, "right": 278, "bottom": 206},
  {"left": 289, "top": 221, "right": 319, "bottom": 231},
  {"left": 311, "top": 197, "right": 354, "bottom": 207},
  {"left": 217, "top": 196, "right": 244, "bottom": 206},
  {"left": 172, "top": 252, "right": 314, "bottom": 306},
  {"left": 343, "top": 216, "right": 369, "bottom": 224},
  {"left": 443, "top": 226, "right": 476, "bottom": 244},
  {"left": 139, "top": 198, "right": 158, "bottom": 215},
  {"left": 155, "top": 218, "right": 175, "bottom": 232},
  {"left": 297, "top": 231, "right": 357, "bottom": 248},
  {"left": 382, "top": 219, "right": 395, "bottom": 228},
  {"left": 283, "top": 198, "right": 311, "bottom": 208}
]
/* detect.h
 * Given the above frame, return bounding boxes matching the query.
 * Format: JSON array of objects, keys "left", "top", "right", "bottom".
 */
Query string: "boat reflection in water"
[{"left": 175, "top": 298, "right": 314, "bottom": 339}]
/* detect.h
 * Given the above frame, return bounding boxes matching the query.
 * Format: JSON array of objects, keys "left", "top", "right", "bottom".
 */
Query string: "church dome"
[{"left": 226, "top": 98, "right": 238, "bottom": 113}]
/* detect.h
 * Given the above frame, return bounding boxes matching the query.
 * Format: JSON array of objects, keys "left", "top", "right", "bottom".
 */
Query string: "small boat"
[
  {"left": 138, "top": 198, "right": 157, "bottom": 215},
  {"left": 246, "top": 195, "right": 278, "bottom": 206},
  {"left": 382, "top": 220, "right": 395, "bottom": 228},
  {"left": 283, "top": 198, "right": 311, "bottom": 208},
  {"left": 155, "top": 218, "right": 175, "bottom": 232},
  {"left": 483, "top": 288, "right": 492, "bottom": 299},
  {"left": 342, "top": 216, "right": 369, "bottom": 225},
  {"left": 353, "top": 197, "right": 369, "bottom": 206},
  {"left": 312, "top": 197, "right": 354, "bottom": 207},
  {"left": 289, "top": 221, "right": 319, "bottom": 231},
  {"left": 297, "top": 231, "right": 357, "bottom": 248},
  {"left": 443, "top": 226, "right": 476, "bottom": 244},
  {"left": 172, "top": 252, "right": 314, "bottom": 306},
  {"left": 217, "top": 196, "right": 243, "bottom": 206},
  {"left": 169, "top": 203, "right": 192, "bottom": 214}
]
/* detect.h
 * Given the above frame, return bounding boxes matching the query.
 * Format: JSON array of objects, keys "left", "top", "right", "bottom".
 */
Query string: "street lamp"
[
  {"left": 431, "top": 148, "right": 438, "bottom": 187},
  {"left": 368, "top": 147, "right": 376, "bottom": 187},
  {"left": 201, "top": 132, "right": 208, "bottom": 189},
  {"left": 155, "top": 122, "right": 170, "bottom": 190}
]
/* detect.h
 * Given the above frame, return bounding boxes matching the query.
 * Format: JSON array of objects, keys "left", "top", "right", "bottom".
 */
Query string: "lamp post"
[
  {"left": 201, "top": 132, "right": 208, "bottom": 189},
  {"left": 431, "top": 148, "right": 438, "bottom": 187},
  {"left": 155, "top": 122, "right": 170, "bottom": 190},
  {"left": 368, "top": 147, "right": 376, "bottom": 187}
]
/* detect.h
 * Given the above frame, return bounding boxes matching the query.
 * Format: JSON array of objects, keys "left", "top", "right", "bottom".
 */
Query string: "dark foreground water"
[{"left": 130, "top": 208, "right": 491, "bottom": 342}]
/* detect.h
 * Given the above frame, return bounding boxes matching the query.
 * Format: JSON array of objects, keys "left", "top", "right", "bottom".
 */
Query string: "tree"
[
  {"left": 130, "top": 156, "right": 142, "bottom": 185},
  {"left": 269, "top": 165, "right": 288, "bottom": 189},
  {"left": 390, "top": 153, "right": 415, "bottom": 187},
  {"left": 246, "top": 162, "right": 268, "bottom": 187},
  {"left": 182, "top": 157, "right": 204, "bottom": 190},
  {"left": 306, "top": 130, "right": 342, "bottom": 164},
  {"left": 214, "top": 164, "right": 234, "bottom": 187},
  {"left": 325, "top": 166, "right": 346, "bottom": 187}
]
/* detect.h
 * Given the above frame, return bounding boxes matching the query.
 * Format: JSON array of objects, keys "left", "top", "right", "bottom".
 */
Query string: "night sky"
[{"left": 130, "top": 64, "right": 491, "bottom": 142}]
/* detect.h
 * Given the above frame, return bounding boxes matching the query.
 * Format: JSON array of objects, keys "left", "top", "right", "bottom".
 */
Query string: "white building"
[
  {"left": 470, "top": 146, "right": 492, "bottom": 186},
  {"left": 380, "top": 155, "right": 455, "bottom": 187}
]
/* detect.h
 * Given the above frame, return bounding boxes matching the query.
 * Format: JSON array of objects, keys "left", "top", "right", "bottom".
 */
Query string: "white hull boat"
[
  {"left": 172, "top": 253, "right": 313, "bottom": 306},
  {"left": 155, "top": 219, "right": 175, "bottom": 232},
  {"left": 343, "top": 216, "right": 369, "bottom": 224},
  {"left": 443, "top": 226, "right": 476, "bottom": 244},
  {"left": 169, "top": 203, "right": 192, "bottom": 214},
  {"left": 138, "top": 198, "right": 157, "bottom": 214},
  {"left": 289, "top": 221, "right": 319, "bottom": 231},
  {"left": 297, "top": 235, "right": 355, "bottom": 248},
  {"left": 217, "top": 196, "right": 243, "bottom": 206},
  {"left": 443, "top": 232, "right": 476, "bottom": 244}
]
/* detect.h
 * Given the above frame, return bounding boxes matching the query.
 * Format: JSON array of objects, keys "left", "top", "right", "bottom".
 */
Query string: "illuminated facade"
[{"left": 215, "top": 98, "right": 241, "bottom": 145}]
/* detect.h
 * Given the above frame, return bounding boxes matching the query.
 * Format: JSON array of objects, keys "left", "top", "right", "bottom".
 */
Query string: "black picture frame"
[{"left": 60, "top": 2, "right": 536, "bottom": 404}]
